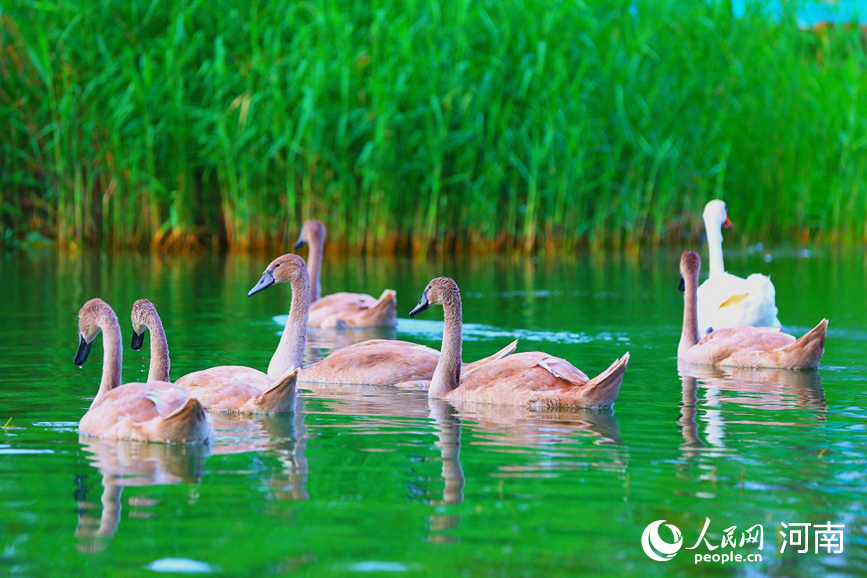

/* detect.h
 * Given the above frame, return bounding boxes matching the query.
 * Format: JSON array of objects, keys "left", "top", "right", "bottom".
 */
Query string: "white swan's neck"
[
  {"left": 268, "top": 271, "right": 310, "bottom": 380},
  {"left": 704, "top": 215, "right": 726, "bottom": 277},
  {"left": 430, "top": 295, "right": 463, "bottom": 398},
  {"left": 146, "top": 317, "right": 171, "bottom": 383},
  {"left": 307, "top": 239, "right": 323, "bottom": 303},
  {"left": 679, "top": 273, "right": 701, "bottom": 358},
  {"left": 94, "top": 310, "right": 123, "bottom": 407}
]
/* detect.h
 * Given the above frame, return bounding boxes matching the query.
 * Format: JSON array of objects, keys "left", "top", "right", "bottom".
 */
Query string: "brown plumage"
[
  {"left": 677, "top": 251, "right": 827, "bottom": 369},
  {"left": 74, "top": 298, "right": 210, "bottom": 443},
  {"left": 133, "top": 295, "right": 300, "bottom": 414},
  {"left": 188, "top": 253, "right": 517, "bottom": 389},
  {"left": 297, "top": 337, "right": 518, "bottom": 387},
  {"left": 448, "top": 351, "right": 629, "bottom": 408},
  {"left": 407, "top": 277, "right": 629, "bottom": 408},
  {"left": 174, "top": 367, "right": 300, "bottom": 414},
  {"left": 79, "top": 383, "right": 209, "bottom": 443},
  {"left": 308, "top": 290, "right": 397, "bottom": 329},
  {"left": 295, "top": 219, "right": 397, "bottom": 328}
]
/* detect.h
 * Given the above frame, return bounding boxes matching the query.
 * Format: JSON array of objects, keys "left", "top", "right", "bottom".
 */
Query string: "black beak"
[
  {"left": 131, "top": 329, "right": 145, "bottom": 351},
  {"left": 294, "top": 234, "right": 306, "bottom": 250},
  {"left": 678, "top": 277, "right": 686, "bottom": 292},
  {"left": 74, "top": 335, "right": 93, "bottom": 367},
  {"left": 409, "top": 291, "right": 431, "bottom": 317},
  {"left": 248, "top": 270, "right": 276, "bottom": 297}
]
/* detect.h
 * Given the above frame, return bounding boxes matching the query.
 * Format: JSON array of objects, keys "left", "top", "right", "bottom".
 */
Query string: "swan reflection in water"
[
  {"left": 426, "top": 400, "right": 624, "bottom": 543},
  {"left": 678, "top": 361, "right": 825, "bottom": 458},
  {"left": 452, "top": 403, "right": 624, "bottom": 474},
  {"left": 297, "top": 385, "right": 624, "bottom": 542},
  {"left": 422, "top": 401, "right": 465, "bottom": 542},
  {"left": 74, "top": 438, "right": 209, "bottom": 552},
  {"left": 209, "top": 406, "right": 309, "bottom": 502},
  {"left": 75, "top": 404, "right": 309, "bottom": 552}
]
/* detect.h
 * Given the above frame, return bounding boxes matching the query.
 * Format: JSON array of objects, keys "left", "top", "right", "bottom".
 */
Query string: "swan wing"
[
  {"left": 698, "top": 272, "right": 780, "bottom": 332},
  {"left": 684, "top": 327, "right": 794, "bottom": 365},
  {"left": 299, "top": 339, "right": 439, "bottom": 385},
  {"left": 309, "top": 291, "right": 397, "bottom": 328}
]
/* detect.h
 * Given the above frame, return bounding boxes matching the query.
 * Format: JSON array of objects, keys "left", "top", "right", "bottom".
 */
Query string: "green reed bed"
[{"left": 1, "top": 0, "right": 865, "bottom": 253}]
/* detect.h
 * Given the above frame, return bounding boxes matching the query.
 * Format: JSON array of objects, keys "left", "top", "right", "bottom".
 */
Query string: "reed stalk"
[{"left": 1, "top": 0, "right": 865, "bottom": 253}]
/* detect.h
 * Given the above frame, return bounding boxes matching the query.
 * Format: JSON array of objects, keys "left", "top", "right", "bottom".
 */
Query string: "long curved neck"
[
  {"left": 679, "top": 273, "right": 701, "bottom": 357},
  {"left": 307, "top": 239, "right": 323, "bottom": 303},
  {"left": 704, "top": 216, "right": 725, "bottom": 277},
  {"left": 94, "top": 311, "right": 123, "bottom": 407},
  {"left": 268, "top": 272, "right": 310, "bottom": 380},
  {"left": 429, "top": 294, "right": 463, "bottom": 398},
  {"left": 146, "top": 315, "right": 171, "bottom": 383}
]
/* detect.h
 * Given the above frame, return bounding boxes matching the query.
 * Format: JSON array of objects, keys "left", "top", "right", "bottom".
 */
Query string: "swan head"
[
  {"left": 703, "top": 200, "right": 733, "bottom": 231},
  {"left": 409, "top": 277, "right": 460, "bottom": 317},
  {"left": 75, "top": 298, "right": 114, "bottom": 366},
  {"left": 248, "top": 254, "right": 309, "bottom": 297},
  {"left": 294, "top": 219, "right": 326, "bottom": 249},
  {"left": 679, "top": 251, "right": 701, "bottom": 291},
  {"left": 130, "top": 298, "right": 158, "bottom": 351}
]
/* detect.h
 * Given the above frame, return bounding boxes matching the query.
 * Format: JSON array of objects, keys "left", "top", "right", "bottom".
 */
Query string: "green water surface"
[{"left": 0, "top": 249, "right": 864, "bottom": 576}]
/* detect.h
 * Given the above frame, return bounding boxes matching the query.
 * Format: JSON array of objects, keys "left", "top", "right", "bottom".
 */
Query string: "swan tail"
[
  {"left": 744, "top": 274, "right": 781, "bottom": 327},
  {"left": 579, "top": 353, "right": 630, "bottom": 408},
  {"left": 158, "top": 398, "right": 210, "bottom": 443},
  {"left": 252, "top": 368, "right": 299, "bottom": 413},
  {"left": 368, "top": 289, "right": 397, "bottom": 327},
  {"left": 464, "top": 339, "right": 519, "bottom": 372},
  {"left": 779, "top": 319, "right": 827, "bottom": 369}
]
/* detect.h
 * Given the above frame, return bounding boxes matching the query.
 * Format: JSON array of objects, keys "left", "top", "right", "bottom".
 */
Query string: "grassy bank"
[{"left": 1, "top": 0, "right": 866, "bottom": 254}]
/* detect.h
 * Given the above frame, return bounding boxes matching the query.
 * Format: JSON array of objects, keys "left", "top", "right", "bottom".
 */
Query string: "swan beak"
[
  {"left": 723, "top": 216, "right": 733, "bottom": 229},
  {"left": 74, "top": 334, "right": 93, "bottom": 367},
  {"left": 409, "top": 291, "right": 431, "bottom": 317},
  {"left": 248, "top": 270, "right": 276, "bottom": 297},
  {"left": 678, "top": 277, "right": 685, "bottom": 292},
  {"left": 294, "top": 234, "right": 306, "bottom": 250},
  {"left": 131, "top": 329, "right": 145, "bottom": 351}
]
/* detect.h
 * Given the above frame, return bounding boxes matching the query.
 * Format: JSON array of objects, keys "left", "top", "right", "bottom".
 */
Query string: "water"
[{"left": 1, "top": 248, "right": 864, "bottom": 576}]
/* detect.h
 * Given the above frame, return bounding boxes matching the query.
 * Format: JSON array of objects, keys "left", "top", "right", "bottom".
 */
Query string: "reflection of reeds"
[{"left": 3, "top": 2, "right": 866, "bottom": 253}]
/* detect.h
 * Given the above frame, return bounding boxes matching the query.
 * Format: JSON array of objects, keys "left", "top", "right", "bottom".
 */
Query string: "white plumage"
[{"left": 697, "top": 200, "right": 782, "bottom": 335}]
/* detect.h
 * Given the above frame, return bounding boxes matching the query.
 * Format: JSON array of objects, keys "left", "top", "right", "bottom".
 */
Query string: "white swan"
[{"left": 697, "top": 200, "right": 781, "bottom": 335}]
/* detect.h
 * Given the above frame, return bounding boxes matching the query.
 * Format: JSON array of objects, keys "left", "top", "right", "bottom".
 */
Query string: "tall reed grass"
[{"left": 1, "top": 0, "right": 865, "bottom": 253}]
